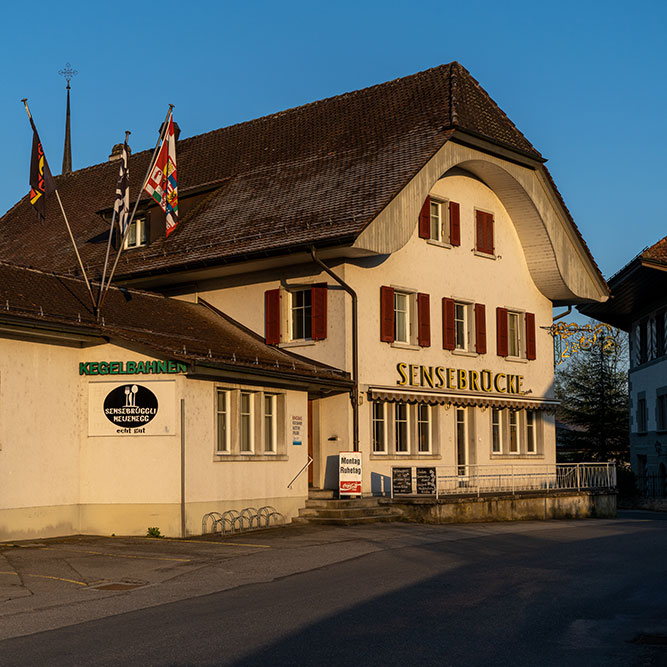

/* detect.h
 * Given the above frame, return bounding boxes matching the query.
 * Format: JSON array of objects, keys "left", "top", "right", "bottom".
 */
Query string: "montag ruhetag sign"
[{"left": 339, "top": 451, "right": 362, "bottom": 496}]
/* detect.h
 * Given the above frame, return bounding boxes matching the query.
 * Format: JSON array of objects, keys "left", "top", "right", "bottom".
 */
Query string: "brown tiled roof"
[
  {"left": 0, "top": 62, "right": 545, "bottom": 280},
  {"left": 641, "top": 236, "right": 667, "bottom": 264},
  {"left": 0, "top": 261, "right": 351, "bottom": 386}
]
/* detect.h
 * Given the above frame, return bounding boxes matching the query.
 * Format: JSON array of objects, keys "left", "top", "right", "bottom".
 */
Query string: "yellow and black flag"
[{"left": 28, "top": 117, "right": 55, "bottom": 222}]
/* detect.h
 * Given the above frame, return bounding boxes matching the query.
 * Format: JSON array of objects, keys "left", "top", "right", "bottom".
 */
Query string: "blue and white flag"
[{"left": 113, "top": 140, "right": 130, "bottom": 235}]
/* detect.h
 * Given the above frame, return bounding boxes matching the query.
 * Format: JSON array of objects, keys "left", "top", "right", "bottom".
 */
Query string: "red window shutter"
[
  {"left": 442, "top": 298, "right": 455, "bottom": 350},
  {"left": 418, "top": 196, "right": 431, "bottom": 239},
  {"left": 264, "top": 289, "right": 281, "bottom": 345},
  {"left": 449, "top": 201, "right": 460, "bottom": 246},
  {"left": 380, "top": 286, "right": 395, "bottom": 342},
  {"left": 417, "top": 293, "right": 431, "bottom": 347},
  {"left": 475, "top": 303, "right": 486, "bottom": 354},
  {"left": 311, "top": 283, "right": 328, "bottom": 341},
  {"left": 476, "top": 211, "right": 494, "bottom": 254},
  {"left": 525, "top": 312, "right": 536, "bottom": 360},
  {"left": 496, "top": 307, "right": 508, "bottom": 357},
  {"left": 476, "top": 210, "right": 485, "bottom": 253},
  {"left": 486, "top": 212, "right": 495, "bottom": 255}
]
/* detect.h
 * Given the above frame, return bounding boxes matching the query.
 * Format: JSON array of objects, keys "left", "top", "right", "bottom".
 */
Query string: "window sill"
[
  {"left": 427, "top": 239, "right": 453, "bottom": 249},
  {"left": 452, "top": 349, "right": 477, "bottom": 358},
  {"left": 213, "top": 454, "right": 288, "bottom": 462},
  {"left": 391, "top": 341, "right": 420, "bottom": 351},
  {"left": 504, "top": 356, "right": 528, "bottom": 364},
  {"left": 370, "top": 454, "right": 442, "bottom": 461},
  {"left": 490, "top": 454, "right": 544, "bottom": 460},
  {"left": 280, "top": 340, "right": 316, "bottom": 349},
  {"left": 473, "top": 250, "right": 496, "bottom": 260}
]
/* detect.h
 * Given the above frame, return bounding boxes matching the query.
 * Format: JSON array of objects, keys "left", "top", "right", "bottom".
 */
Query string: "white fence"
[{"left": 390, "top": 463, "right": 616, "bottom": 499}]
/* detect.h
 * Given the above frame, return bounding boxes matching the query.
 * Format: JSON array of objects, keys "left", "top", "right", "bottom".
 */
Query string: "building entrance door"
[
  {"left": 456, "top": 407, "right": 467, "bottom": 475},
  {"left": 308, "top": 399, "right": 314, "bottom": 486}
]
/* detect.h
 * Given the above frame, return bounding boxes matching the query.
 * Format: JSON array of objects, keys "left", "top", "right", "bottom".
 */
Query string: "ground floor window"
[
  {"left": 395, "top": 403, "right": 409, "bottom": 453},
  {"left": 370, "top": 401, "right": 438, "bottom": 457},
  {"left": 490, "top": 408, "right": 542, "bottom": 456},
  {"left": 372, "top": 402, "right": 387, "bottom": 453},
  {"left": 418, "top": 404, "right": 432, "bottom": 453},
  {"left": 215, "top": 387, "right": 285, "bottom": 458},
  {"left": 216, "top": 389, "right": 230, "bottom": 453}
]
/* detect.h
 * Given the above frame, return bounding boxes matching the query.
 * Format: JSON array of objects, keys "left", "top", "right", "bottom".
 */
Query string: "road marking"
[
  {"left": 36, "top": 547, "right": 191, "bottom": 562},
  {"left": 0, "top": 571, "right": 86, "bottom": 586},
  {"left": 134, "top": 537, "right": 271, "bottom": 549}
]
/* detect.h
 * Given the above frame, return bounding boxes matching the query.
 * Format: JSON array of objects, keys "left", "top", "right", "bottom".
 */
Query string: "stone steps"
[{"left": 296, "top": 492, "right": 402, "bottom": 525}]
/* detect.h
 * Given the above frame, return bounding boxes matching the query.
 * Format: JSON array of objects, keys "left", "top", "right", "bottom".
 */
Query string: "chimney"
[
  {"left": 109, "top": 143, "right": 132, "bottom": 161},
  {"left": 158, "top": 121, "right": 181, "bottom": 141}
]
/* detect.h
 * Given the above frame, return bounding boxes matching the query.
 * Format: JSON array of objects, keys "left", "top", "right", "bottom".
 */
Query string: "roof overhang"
[{"left": 579, "top": 259, "right": 667, "bottom": 330}]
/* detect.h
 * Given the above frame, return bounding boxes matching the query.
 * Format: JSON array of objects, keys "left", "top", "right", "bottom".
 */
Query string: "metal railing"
[
  {"left": 390, "top": 463, "right": 616, "bottom": 498},
  {"left": 635, "top": 473, "right": 667, "bottom": 499},
  {"left": 287, "top": 456, "right": 313, "bottom": 489}
]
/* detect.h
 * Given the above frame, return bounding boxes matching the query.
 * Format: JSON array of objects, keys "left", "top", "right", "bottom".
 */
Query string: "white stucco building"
[{"left": 0, "top": 63, "right": 611, "bottom": 538}]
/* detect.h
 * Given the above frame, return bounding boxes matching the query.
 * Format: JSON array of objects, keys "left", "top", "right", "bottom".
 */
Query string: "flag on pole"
[
  {"left": 144, "top": 111, "right": 178, "bottom": 236},
  {"left": 28, "top": 118, "right": 56, "bottom": 223},
  {"left": 113, "top": 139, "right": 130, "bottom": 235}
]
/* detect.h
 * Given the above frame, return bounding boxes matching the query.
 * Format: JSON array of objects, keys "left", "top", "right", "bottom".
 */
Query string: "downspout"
[{"left": 310, "top": 247, "right": 359, "bottom": 452}]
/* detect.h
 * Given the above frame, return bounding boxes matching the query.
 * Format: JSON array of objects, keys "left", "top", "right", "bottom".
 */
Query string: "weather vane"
[{"left": 58, "top": 62, "right": 78, "bottom": 88}]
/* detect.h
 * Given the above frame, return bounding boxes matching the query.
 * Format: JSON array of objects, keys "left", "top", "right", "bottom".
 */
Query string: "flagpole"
[
  {"left": 99, "top": 105, "right": 173, "bottom": 310},
  {"left": 98, "top": 131, "right": 131, "bottom": 311},
  {"left": 21, "top": 98, "right": 96, "bottom": 311}
]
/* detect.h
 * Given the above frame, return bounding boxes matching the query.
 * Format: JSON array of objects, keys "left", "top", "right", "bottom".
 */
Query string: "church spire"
[{"left": 58, "top": 63, "right": 77, "bottom": 175}]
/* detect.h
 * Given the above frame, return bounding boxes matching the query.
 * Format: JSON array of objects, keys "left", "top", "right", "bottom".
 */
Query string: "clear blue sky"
[{"left": 2, "top": 0, "right": 665, "bottom": 281}]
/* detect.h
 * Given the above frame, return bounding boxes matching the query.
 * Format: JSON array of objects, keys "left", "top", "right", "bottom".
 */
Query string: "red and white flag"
[{"left": 144, "top": 112, "right": 178, "bottom": 236}]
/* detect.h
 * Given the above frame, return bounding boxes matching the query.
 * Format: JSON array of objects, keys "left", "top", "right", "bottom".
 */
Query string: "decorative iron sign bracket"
[{"left": 546, "top": 321, "right": 616, "bottom": 366}]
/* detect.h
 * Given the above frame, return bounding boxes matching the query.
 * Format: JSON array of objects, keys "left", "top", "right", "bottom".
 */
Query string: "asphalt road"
[{"left": 2, "top": 512, "right": 666, "bottom": 666}]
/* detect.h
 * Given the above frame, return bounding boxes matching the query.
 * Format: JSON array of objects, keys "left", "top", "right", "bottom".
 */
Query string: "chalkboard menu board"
[
  {"left": 416, "top": 467, "right": 437, "bottom": 495},
  {"left": 392, "top": 467, "right": 412, "bottom": 495}
]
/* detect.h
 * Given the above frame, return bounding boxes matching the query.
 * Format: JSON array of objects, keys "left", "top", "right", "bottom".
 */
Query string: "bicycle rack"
[{"left": 201, "top": 505, "right": 285, "bottom": 535}]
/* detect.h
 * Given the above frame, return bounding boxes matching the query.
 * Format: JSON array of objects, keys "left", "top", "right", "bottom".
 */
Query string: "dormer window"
[{"left": 125, "top": 217, "right": 147, "bottom": 249}]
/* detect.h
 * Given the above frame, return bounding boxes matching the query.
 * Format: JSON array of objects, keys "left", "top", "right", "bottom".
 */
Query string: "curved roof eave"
[{"left": 351, "top": 140, "right": 609, "bottom": 305}]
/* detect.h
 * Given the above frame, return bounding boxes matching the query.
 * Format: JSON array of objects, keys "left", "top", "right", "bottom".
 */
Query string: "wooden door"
[{"left": 308, "top": 399, "right": 314, "bottom": 486}]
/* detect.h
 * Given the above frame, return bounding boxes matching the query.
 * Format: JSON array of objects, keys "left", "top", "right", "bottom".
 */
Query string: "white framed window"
[
  {"left": 290, "top": 289, "right": 312, "bottom": 340},
  {"left": 372, "top": 402, "right": 387, "bottom": 454},
  {"left": 508, "top": 311, "right": 521, "bottom": 358},
  {"left": 526, "top": 410, "right": 537, "bottom": 454},
  {"left": 508, "top": 411, "right": 519, "bottom": 453},
  {"left": 240, "top": 391, "right": 255, "bottom": 453},
  {"left": 417, "top": 404, "right": 432, "bottom": 453},
  {"left": 394, "top": 291, "right": 411, "bottom": 344},
  {"left": 124, "top": 217, "right": 147, "bottom": 249},
  {"left": 216, "top": 389, "right": 230, "bottom": 454},
  {"left": 264, "top": 393, "right": 277, "bottom": 453},
  {"left": 454, "top": 302, "right": 471, "bottom": 351},
  {"left": 395, "top": 402, "right": 409, "bottom": 453},
  {"left": 491, "top": 408, "right": 502, "bottom": 454},
  {"left": 429, "top": 198, "right": 449, "bottom": 243}
]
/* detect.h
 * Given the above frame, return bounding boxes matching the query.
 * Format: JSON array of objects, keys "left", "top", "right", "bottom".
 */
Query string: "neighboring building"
[
  {"left": 0, "top": 63, "right": 610, "bottom": 535},
  {"left": 580, "top": 237, "right": 667, "bottom": 482}
]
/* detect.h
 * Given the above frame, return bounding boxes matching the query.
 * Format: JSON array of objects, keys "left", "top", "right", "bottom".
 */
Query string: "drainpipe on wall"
[{"left": 310, "top": 247, "right": 359, "bottom": 452}]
